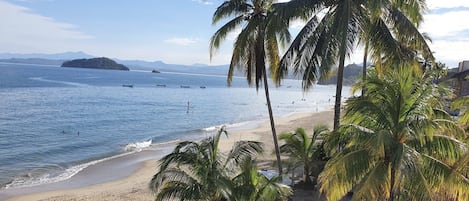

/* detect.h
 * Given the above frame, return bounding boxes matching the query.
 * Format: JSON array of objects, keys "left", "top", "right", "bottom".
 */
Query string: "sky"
[{"left": 0, "top": 0, "right": 468, "bottom": 67}]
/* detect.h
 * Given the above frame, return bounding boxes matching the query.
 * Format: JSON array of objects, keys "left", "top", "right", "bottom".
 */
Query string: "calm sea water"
[{"left": 0, "top": 63, "right": 345, "bottom": 189}]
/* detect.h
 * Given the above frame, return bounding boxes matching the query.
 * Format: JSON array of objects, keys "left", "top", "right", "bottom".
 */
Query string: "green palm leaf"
[{"left": 279, "top": 126, "right": 329, "bottom": 184}]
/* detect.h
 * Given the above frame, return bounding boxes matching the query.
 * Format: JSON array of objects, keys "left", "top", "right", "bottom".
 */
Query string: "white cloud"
[
  {"left": 430, "top": 40, "right": 469, "bottom": 66},
  {"left": 421, "top": 1, "right": 469, "bottom": 67},
  {"left": 426, "top": 0, "right": 469, "bottom": 9},
  {"left": 421, "top": 11, "right": 469, "bottom": 38},
  {"left": 290, "top": 18, "right": 307, "bottom": 29},
  {"left": 164, "top": 37, "right": 198, "bottom": 46},
  {"left": 192, "top": 0, "right": 213, "bottom": 5},
  {"left": 0, "top": 0, "right": 92, "bottom": 53}
]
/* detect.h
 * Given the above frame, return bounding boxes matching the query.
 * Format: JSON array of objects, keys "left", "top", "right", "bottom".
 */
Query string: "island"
[{"left": 61, "top": 57, "right": 129, "bottom": 71}]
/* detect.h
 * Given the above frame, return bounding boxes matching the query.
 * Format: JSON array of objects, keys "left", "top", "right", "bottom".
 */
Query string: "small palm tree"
[
  {"left": 150, "top": 127, "right": 292, "bottom": 201},
  {"left": 279, "top": 125, "right": 329, "bottom": 185},
  {"left": 231, "top": 157, "right": 292, "bottom": 201},
  {"left": 149, "top": 127, "right": 263, "bottom": 200},
  {"left": 318, "top": 67, "right": 468, "bottom": 201},
  {"left": 210, "top": 0, "right": 290, "bottom": 174}
]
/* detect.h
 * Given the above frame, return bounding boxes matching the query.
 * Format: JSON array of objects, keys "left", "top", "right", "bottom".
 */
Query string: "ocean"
[{"left": 0, "top": 63, "right": 346, "bottom": 194}]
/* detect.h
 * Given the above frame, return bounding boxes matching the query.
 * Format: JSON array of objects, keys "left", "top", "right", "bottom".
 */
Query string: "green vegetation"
[
  {"left": 279, "top": 126, "right": 329, "bottom": 185},
  {"left": 317, "top": 64, "right": 361, "bottom": 86},
  {"left": 61, "top": 57, "right": 129, "bottom": 71},
  {"left": 149, "top": 67, "right": 469, "bottom": 200},
  {"left": 148, "top": 1, "right": 469, "bottom": 200},
  {"left": 275, "top": 0, "right": 432, "bottom": 130},
  {"left": 452, "top": 96, "right": 469, "bottom": 130},
  {"left": 319, "top": 67, "right": 469, "bottom": 200},
  {"left": 149, "top": 128, "right": 291, "bottom": 201}
]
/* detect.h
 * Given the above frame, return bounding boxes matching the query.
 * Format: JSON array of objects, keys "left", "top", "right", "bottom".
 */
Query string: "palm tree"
[
  {"left": 279, "top": 126, "right": 329, "bottom": 185},
  {"left": 275, "top": 0, "right": 432, "bottom": 130},
  {"left": 360, "top": 0, "right": 434, "bottom": 76},
  {"left": 210, "top": 0, "right": 289, "bottom": 174},
  {"left": 149, "top": 127, "right": 263, "bottom": 200},
  {"left": 361, "top": 42, "right": 369, "bottom": 97},
  {"left": 231, "top": 157, "right": 292, "bottom": 201},
  {"left": 318, "top": 67, "right": 468, "bottom": 201}
]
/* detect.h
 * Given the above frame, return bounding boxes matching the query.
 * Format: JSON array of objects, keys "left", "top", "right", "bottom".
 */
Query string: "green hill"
[
  {"left": 318, "top": 64, "right": 362, "bottom": 86},
  {"left": 61, "top": 57, "right": 129, "bottom": 71}
]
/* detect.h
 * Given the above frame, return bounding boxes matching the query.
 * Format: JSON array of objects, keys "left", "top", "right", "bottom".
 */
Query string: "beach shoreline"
[{"left": 3, "top": 110, "right": 334, "bottom": 201}]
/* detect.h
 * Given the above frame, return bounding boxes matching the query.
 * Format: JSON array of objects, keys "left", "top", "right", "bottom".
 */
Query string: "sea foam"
[
  {"left": 201, "top": 121, "right": 256, "bottom": 132},
  {"left": 4, "top": 139, "right": 155, "bottom": 189},
  {"left": 123, "top": 139, "right": 152, "bottom": 152},
  {"left": 4, "top": 152, "right": 134, "bottom": 189}
]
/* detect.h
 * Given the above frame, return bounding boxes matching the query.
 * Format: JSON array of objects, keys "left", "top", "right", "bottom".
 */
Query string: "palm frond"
[
  {"left": 390, "top": 0, "right": 426, "bottom": 25},
  {"left": 319, "top": 149, "right": 375, "bottom": 201},
  {"left": 212, "top": 0, "right": 251, "bottom": 24},
  {"left": 451, "top": 96, "right": 469, "bottom": 127},
  {"left": 225, "top": 140, "right": 263, "bottom": 169},
  {"left": 273, "top": 0, "right": 323, "bottom": 21},
  {"left": 276, "top": 14, "right": 320, "bottom": 84},
  {"left": 352, "top": 161, "right": 390, "bottom": 200},
  {"left": 210, "top": 15, "right": 245, "bottom": 60},
  {"left": 411, "top": 134, "right": 467, "bottom": 164},
  {"left": 228, "top": 16, "right": 258, "bottom": 85},
  {"left": 265, "top": 28, "right": 280, "bottom": 83},
  {"left": 388, "top": 5, "right": 434, "bottom": 62}
]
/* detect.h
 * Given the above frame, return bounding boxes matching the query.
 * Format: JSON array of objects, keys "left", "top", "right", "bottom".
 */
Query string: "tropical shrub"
[{"left": 279, "top": 126, "right": 329, "bottom": 185}]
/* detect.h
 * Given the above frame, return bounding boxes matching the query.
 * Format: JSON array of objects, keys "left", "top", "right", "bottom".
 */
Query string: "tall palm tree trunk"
[
  {"left": 263, "top": 70, "right": 282, "bottom": 175},
  {"left": 362, "top": 43, "right": 368, "bottom": 97},
  {"left": 333, "top": 2, "right": 351, "bottom": 131},
  {"left": 333, "top": 28, "right": 348, "bottom": 131},
  {"left": 333, "top": 57, "right": 345, "bottom": 130}
]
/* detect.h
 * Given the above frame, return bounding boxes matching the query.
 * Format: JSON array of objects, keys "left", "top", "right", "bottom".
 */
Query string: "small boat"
[
  {"left": 200, "top": 86, "right": 206, "bottom": 89},
  {"left": 122, "top": 84, "right": 133, "bottom": 88},
  {"left": 180, "top": 85, "right": 190, "bottom": 88},
  {"left": 152, "top": 69, "right": 160, "bottom": 73},
  {"left": 156, "top": 84, "right": 166, "bottom": 87}
]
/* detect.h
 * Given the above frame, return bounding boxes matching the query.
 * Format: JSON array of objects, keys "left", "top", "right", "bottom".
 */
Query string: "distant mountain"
[
  {"left": 0, "top": 51, "right": 364, "bottom": 85},
  {"left": 318, "top": 64, "right": 362, "bottom": 86},
  {"left": 0, "top": 51, "right": 94, "bottom": 60},
  {"left": 115, "top": 59, "right": 233, "bottom": 76},
  {"left": 192, "top": 63, "right": 210, "bottom": 66},
  {"left": 62, "top": 57, "right": 129, "bottom": 71},
  {"left": 0, "top": 58, "right": 64, "bottom": 66},
  {"left": 0, "top": 52, "right": 239, "bottom": 76}
]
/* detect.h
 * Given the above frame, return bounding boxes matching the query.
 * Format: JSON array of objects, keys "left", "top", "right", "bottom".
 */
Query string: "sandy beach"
[{"left": 5, "top": 110, "right": 333, "bottom": 201}]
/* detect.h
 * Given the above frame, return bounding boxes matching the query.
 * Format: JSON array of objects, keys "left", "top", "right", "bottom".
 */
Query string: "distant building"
[
  {"left": 454, "top": 60, "right": 469, "bottom": 97},
  {"left": 458, "top": 60, "right": 469, "bottom": 72}
]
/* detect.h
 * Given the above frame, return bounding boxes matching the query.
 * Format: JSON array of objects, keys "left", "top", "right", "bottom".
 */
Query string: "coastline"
[{"left": 5, "top": 110, "right": 334, "bottom": 201}]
